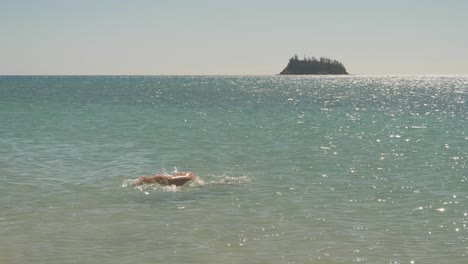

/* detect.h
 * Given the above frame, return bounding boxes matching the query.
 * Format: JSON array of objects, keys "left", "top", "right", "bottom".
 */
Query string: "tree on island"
[{"left": 279, "top": 55, "right": 348, "bottom": 75}]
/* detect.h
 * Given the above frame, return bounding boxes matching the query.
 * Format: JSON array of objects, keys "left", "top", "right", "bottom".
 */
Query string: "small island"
[{"left": 279, "top": 55, "right": 348, "bottom": 75}]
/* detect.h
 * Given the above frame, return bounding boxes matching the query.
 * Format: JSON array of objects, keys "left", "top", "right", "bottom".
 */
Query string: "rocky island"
[{"left": 279, "top": 55, "right": 348, "bottom": 75}]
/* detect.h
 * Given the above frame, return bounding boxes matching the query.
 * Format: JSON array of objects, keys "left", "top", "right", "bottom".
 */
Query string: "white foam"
[
  {"left": 161, "top": 185, "right": 179, "bottom": 192},
  {"left": 189, "top": 177, "right": 206, "bottom": 187},
  {"left": 206, "top": 175, "right": 252, "bottom": 185},
  {"left": 121, "top": 179, "right": 138, "bottom": 187}
]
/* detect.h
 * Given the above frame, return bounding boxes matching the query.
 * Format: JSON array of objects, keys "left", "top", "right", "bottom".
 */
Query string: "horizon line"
[{"left": 1, "top": 73, "right": 468, "bottom": 77}]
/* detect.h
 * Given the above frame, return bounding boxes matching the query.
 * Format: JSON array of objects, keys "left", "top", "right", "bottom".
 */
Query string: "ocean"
[{"left": 0, "top": 75, "right": 467, "bottom": 263}]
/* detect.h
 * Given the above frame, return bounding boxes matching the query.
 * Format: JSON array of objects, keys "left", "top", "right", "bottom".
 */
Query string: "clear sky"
[{"left": 1, "top": 0, "right": 467, "bottom": 75}]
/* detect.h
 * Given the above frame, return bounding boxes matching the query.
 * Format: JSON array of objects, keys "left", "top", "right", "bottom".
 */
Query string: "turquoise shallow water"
[{"left": 0, "top": 75, "right": 467, "bottom": 263}]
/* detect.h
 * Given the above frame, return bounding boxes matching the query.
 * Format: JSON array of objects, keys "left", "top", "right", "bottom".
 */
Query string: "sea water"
[{"left": 0, "top": 75, "right": 466, "bottom": 263}]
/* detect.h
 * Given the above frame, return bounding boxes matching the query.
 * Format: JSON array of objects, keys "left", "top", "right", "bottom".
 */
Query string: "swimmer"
[{"left": 133, "top": 172, "right": 197, "bottom": 187}]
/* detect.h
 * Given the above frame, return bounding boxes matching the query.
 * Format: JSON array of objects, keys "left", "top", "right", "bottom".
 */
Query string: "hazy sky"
[{"left": 1, "top": 0, "right": 467, "bottom": 75}]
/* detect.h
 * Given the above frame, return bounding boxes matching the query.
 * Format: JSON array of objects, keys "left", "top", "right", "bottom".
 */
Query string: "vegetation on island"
[{"left": 279, "top": 55, "right": 348, "bottom": 75}]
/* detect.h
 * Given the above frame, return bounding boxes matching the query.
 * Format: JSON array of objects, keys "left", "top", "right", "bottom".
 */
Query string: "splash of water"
[{"left": 121, "top": 174, "right": 252, "bottom": 193}]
